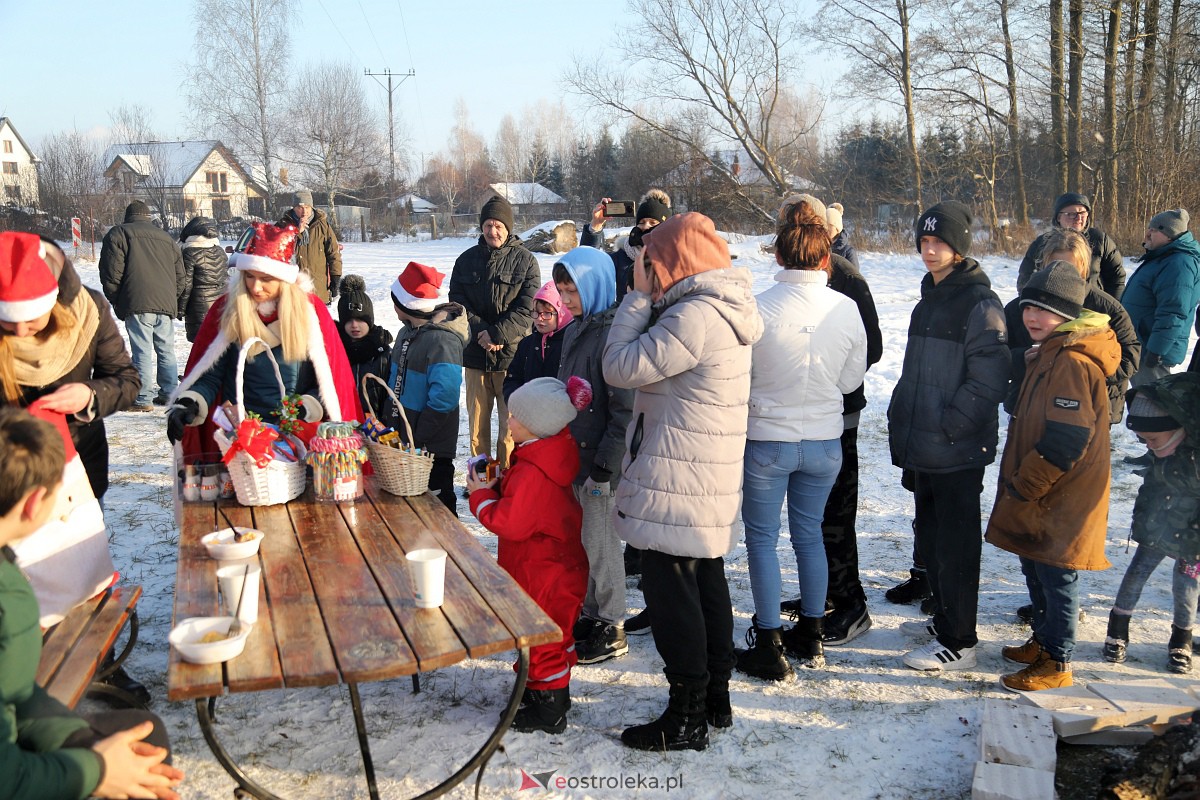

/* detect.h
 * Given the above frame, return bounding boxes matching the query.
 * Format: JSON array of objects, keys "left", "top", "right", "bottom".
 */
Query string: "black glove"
[
  {"left": 329, "top": 276, "right": 341, "bottom": 300},
  {"left": 166, "top": 398, "right": 200, "bottom": 443},
  {"left": 1143, "top": 351, "right": 1162, "bottom": 369}
]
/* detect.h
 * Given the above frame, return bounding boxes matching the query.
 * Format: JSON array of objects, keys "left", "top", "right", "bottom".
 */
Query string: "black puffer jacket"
[
  {"left": 179, "top": 217, "right": 229, "bottom": 341},
  {"left": 448, "top": 234, "right": 540, "bottom": 372},
  {"left": 888, "top": 258, "right": 1010, "bottom": 473},
  {"left": 4, "top": 261, "right": 139, "bottom": 499},
  {"left": 1004, "top": 286, "right": 1140, "bottom": 423},
  {"left": 98, "top": 210, "right": 185, "bottom": 320},
  {"left": 340, "top": 325, "right": 394, "bottom": 416},
  {"left": 829, "top": 254, "right": 883, "bottom": 418}
]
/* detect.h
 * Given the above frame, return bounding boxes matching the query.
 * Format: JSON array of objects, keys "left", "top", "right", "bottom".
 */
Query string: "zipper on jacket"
[{"left": 629, "top": 413, "right": 644, "bottom": 460}]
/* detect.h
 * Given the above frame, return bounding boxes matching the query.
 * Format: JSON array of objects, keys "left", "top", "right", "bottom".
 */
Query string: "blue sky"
[{"left": 0, "top": 0, "right": 604, "bottom": 163}]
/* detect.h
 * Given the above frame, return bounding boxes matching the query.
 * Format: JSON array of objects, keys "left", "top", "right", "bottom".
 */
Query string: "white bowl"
[
  {"left": 201, "top": 527, "right": 263, "bottom": 561},
  {"left": 169, "top": 616, "right": 250, "bottom": 664}
]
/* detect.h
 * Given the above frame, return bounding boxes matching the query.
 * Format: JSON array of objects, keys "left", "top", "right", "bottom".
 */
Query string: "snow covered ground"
[{"left": 74, "top": 232, "right": 1194, "bottom": 799}]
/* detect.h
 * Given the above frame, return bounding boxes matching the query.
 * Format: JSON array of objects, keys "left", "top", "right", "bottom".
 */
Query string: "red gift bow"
[{"left": 223, "top": 418, "right": 279, "bottom": 468}]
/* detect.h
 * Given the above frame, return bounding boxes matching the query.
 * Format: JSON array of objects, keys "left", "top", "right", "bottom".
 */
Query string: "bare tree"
[
  {"left": 185, "top": 0, "right": 293, "bottom": 208},
  {"left": 566, "top": 0, "right": 817, "bottom": 223},
  {"left": 282, "top": 62, "right": 385, "bottom": 222},
  {"left": 492, "top": 114, "right": 523, "bottom": 182},
  {"left": 447, "top": 100, "right": 493, "bottom": 210},
  {"left": 37, "top": 129, "right": 107, "bottom": 225},
  {"left": 105, "top": 104, "right": 183, "bottom": 229},
  {"left": 812, "top": 0, "right": 926, "bottom": 209}
]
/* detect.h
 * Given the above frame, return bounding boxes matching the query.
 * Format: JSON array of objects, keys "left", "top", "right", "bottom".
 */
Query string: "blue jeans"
[
  {"left": 125, "top": 313, "right": 178, "bottom": 405},
  {"left": 1020, "top": 557, "right": 1079, "bottom": 662},
  {"left": 1113, "top": 543, "right": 1200, "bottom": 630},
  {"left": 742, "top": 438, "right": 842, "bottom": 628}
]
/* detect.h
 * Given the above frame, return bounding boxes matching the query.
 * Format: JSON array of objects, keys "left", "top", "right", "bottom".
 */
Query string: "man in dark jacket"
[
  {"left": 278, "top": 190, "right": 342, "bottom": 304},
  {"left": 1017, "top": 192, "right": 1125, "bottom": 300},
  {"left": 449, "top": 196, "right": 540, "bottom": 469},
  {"left": 99, "top": 201, "right": 185, "bottom": 410},
  {"left": 889, "top": 201, "right": 1009, "bottom": 672}
]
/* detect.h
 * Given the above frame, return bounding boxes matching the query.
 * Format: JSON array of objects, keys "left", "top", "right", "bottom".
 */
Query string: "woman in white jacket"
[{"left": 736, "top": 199, "right": 868, "bottom": 681}]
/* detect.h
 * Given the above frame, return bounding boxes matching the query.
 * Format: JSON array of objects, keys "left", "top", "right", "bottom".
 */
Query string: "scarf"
[{"left": 9, "top": 291, "right": 100, "bottom": 388}]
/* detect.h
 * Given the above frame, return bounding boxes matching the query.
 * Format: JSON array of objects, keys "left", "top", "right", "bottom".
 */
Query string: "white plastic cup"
[
  {"left": 217, "top": 558, "right": 262, "bottom": 624},
  {"left": 407, "top": 548, "right": 447, "bottom": 608}
]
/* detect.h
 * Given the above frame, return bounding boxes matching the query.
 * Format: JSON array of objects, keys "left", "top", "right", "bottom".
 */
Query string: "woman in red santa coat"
[{"left": 168, "top": 223, "right": 361, "bottom": 459}]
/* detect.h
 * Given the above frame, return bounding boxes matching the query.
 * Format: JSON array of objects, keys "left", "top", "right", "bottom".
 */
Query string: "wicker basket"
[
  {"left": 213, "top": 337, "right": 308, "bottom": 506},
  {"left": 362, "top": 374, "right": 435, "bottom": 496}
]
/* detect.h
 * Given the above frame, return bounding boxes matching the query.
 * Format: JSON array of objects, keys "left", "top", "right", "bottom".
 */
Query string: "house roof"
[
  {"left": 392, "top": 193, "right": 437, "bottom": 212},
  {"left": 0, "top": 118, "right": 39, "bottom": 162},
  {"left": 660, "top": 149, "right": 817, "bottom": 193},
  {"left": 102, "top": 140, "right": 263, "bottom": 192},
  {"left": 488, "top": 182, "right": 566, "bottom": 205}
]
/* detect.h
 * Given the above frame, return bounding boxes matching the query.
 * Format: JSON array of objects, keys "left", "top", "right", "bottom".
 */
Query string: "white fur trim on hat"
[
  {"left": 0, "top": 292, "right": 58, "bottom": 323},
  {"left": 390, "top": 276, "right": 440, "bottom": 312},
  {"left": 235, "top": 252, "right": 300, "bottom": 283}
]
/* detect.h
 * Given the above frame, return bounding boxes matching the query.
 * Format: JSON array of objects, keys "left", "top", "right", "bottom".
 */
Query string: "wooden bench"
[{"left": 38, "top": 584, "right": 143, "bottom": 709}]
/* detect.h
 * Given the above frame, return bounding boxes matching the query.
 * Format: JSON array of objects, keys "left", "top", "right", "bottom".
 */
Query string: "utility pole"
[{"left": 364, "top": 68, "right": 416, "bottom": 195}]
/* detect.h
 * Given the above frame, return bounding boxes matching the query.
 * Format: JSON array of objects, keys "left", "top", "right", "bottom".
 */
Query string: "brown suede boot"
[
  {"left": 1001, "top": 636, "right": 1043, "bottom": 665},
  {"left": 1000, "top": 650, "right": 1072, "bottom": 692}
]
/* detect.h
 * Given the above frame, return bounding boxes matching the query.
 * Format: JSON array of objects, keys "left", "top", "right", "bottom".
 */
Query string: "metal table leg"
[
  {"left": 196, "top": 697, "right": 287, "bottom": 800},
  {"left": 194, "top": 648, "right": 529, "bottom": 800},
  {"left": 404, "top": 647, "right": 529, "bottom": 800}
]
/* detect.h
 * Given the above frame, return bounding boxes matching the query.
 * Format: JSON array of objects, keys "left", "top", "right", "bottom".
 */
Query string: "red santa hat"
[
  {"left": 0, "top": 232, "right": 59, "bottom": 323},
  {"left": 233, "top": 223, "right": 300, "bottom": 283},
  {"left": 390, "top": 261, "right": 445, "bottom": 313}
]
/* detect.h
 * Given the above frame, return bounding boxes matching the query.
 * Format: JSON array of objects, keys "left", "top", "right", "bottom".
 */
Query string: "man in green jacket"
[
  {"left": 0, "top": 407, "right": 182, "bottom": 800},
  {"left": 279, "top": 190, "right": 342, "bottom": 304}
]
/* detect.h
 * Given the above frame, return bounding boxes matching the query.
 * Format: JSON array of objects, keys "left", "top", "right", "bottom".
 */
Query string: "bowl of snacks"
[
  {"left": 201, "top": 527, "right": 263, "bottom": 561},
  {"left": 169, "top": 616, "right": 250, "bottom": 664}
]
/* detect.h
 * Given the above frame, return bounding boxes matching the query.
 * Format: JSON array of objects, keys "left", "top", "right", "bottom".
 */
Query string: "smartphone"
[{"left": 604, "top": 201, "right": 636, "bottom": 217}]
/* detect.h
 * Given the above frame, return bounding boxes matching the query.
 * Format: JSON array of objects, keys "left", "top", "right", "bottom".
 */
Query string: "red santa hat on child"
[
  {"left": 232, "top": 223, "right": 300, "bottom": 283},
  {"left": 0, "top": 232, "right": 59, "bottom": 323},
  {"left": 391, "top": 261, "right": 445, "bottom": 313}
]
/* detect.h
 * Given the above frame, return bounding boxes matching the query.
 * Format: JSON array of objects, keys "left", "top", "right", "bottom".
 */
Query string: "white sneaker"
[
  {"left": 898, "top": 619, "right": 938, "bottom": 639},
  {"left": 903, "top": 639, "right": 977, "bottom": 671}
]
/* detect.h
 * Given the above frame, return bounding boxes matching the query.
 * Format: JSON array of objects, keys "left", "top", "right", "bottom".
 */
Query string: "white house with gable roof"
[{"left": 0, "top": 118, "right": 40, "bottom": 208}]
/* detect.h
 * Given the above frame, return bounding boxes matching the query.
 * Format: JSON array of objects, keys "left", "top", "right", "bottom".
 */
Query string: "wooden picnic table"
[{"left": 168, "top": 478, "right": 562, "bottom": 800}]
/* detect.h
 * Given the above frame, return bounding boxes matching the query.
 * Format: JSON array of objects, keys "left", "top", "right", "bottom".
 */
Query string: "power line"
[
  {"left": 357, "top": 0, "right": 388, "bottom": 65},
  {"left": 364, "top": 68, "right": 415, "bottom": 190},
  {"left": 395, "top": 1, "right": 426, "bottom": 164},
  {"left": 312, "top": 0, "right": 367, "bottom": 68}
]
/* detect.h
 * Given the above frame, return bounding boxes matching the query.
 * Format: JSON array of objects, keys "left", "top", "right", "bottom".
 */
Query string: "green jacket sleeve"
[{"left": 3, "top": 680, "right": 102, "bottom": 800}]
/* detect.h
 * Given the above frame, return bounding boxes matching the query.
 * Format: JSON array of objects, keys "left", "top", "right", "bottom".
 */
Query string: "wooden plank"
[
  {"left": 367, "top": 486, "right": 522, "bottom": 658},
  {"left": 1013, "top": 684, "right": 1141, "bottom": 738},
  {"left": 206, "top": 500, "right": 285, "bottom": 694},
  {"left": 167, "top": 500, "right": 225, "bottom": 701},
  {"left": 290, "top": 497, "right": 416, "bottom": 683},
  {"left": 341, "top": 498, "right": 467, "bottom": 671},
  {"left": 52, "top": 586, "right": 142, "bottom": 708},
  {"left": 38, "top": 593, "right": 105, "bottom": 689},
  {"left": 402, "top": 490, "right": 561, "bottom": 650},
  {"left": 1089, "top": 680, "right": 1200, "bottom": 726},
  {"left": 252, "top": 502, "right": 337, "bottom": 689}
]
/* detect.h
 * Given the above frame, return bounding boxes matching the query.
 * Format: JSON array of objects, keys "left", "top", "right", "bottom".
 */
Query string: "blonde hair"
[
  {"left": 0, "top": 303, "right": 77, "bottom": 404},
  {"left": 220, "top": 275, "right": 311, "bottom": 363},
  {"left": 1040, "top": 229, "right": 1091, "bottom": 280}
]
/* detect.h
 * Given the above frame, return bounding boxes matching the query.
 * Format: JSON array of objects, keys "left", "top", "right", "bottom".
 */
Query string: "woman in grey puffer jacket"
[
  {"left": 603, "top": 212, "right": 762, "bottom": 753},
  {"left": 179, "top": 216, "right": 229, "bottom": 341}
]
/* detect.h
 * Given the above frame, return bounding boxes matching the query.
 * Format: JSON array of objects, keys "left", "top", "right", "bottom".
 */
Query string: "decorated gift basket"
[
  {"left": 213, "top": 337, "right": 308, "bottom": 506},
  {"left": 360, "top": 374, "right": 435, "bottom": 496}
]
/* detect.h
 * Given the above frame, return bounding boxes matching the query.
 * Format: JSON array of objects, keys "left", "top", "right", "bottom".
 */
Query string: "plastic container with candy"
[{"left": 307, "top": 421, "right": 368, "bottom": 502}]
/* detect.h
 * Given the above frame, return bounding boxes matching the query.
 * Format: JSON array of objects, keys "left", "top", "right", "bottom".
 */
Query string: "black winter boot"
[
  {"left": 621, "top": 679, "right": 709, "bottom": 752},
  {"left": 734, "top": 620, "right": 793, "bottom": 681},
  {"left": 1167, "top": 626, "right": 1193, "bottom": 674},
  {"left": 705, "top": 669, "right": 732, "bottom": 729},
  {"left": 1104, "top": 610, "right": 1130, "bottom": 663},
  {"left": 511, "top": 687, "right": 570, "bottom": 734},
  {"left": 885, "top": 569, "right": 932, "bottom": 605},
  {"left": 781, "top": 615, "right": 825, "bottom": 668}
]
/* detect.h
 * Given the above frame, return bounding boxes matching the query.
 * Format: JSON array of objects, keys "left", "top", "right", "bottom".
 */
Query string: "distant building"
[
  {"left": 0, "top": 118, "right": 40, "bottom": 207},
  {"left": 391, "top": 193, "right": 438, "bottom": 215},
  {"left": 102, "top": 140, "right": 267, "bottom": 225},
  {"left": 486, "top": 182, "right": 567, "bottom": 219}
]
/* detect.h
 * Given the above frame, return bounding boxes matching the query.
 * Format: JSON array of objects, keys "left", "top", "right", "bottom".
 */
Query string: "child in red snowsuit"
[{"left": 467, "top": 376, "right": 589, "bottom": 734}]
